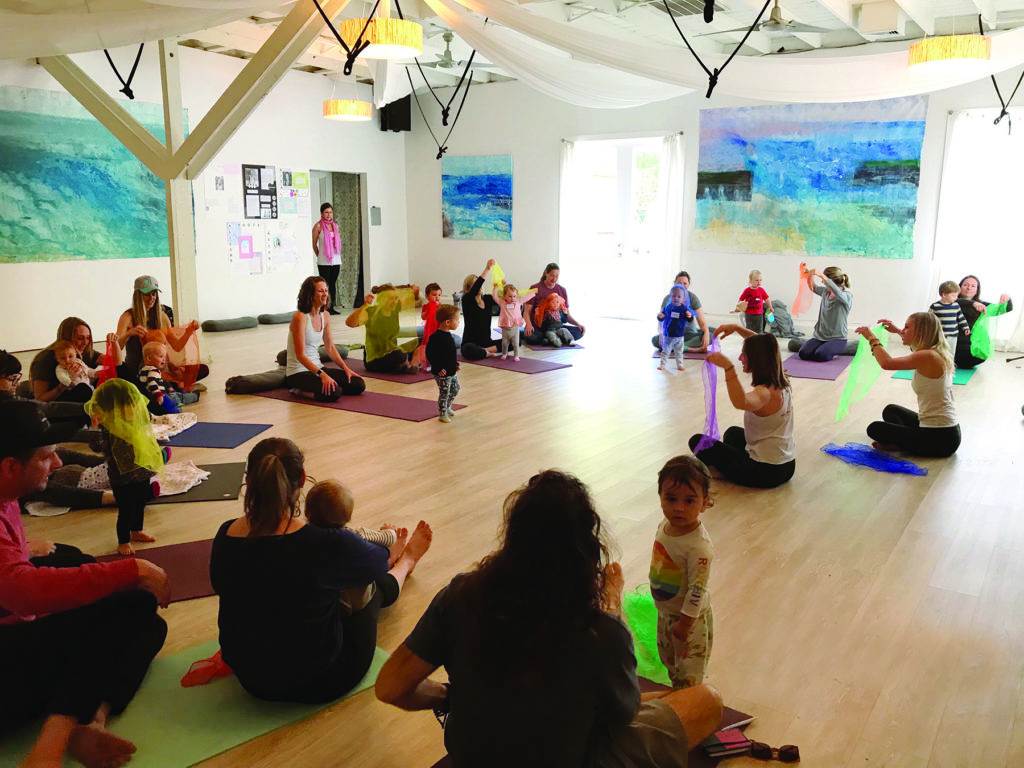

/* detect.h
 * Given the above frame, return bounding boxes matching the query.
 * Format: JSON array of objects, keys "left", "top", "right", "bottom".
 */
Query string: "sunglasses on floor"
[{"left": 750, "top": 741, "right": 800, "bottom": 762}]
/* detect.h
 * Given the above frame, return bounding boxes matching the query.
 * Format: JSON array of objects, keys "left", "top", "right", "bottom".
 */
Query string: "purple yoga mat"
[
  {"left": 652, "top": 350, "right": 709, "bottom": 360},
  {"left": 783, "top": 353, "right": 853, "bottom": 381},
  {"left": 99, "top": 539, "right": 213, "bottom": 603},
  {"left": 526, "top": 343, "right": 583, "bottom": 351},
  {"left": 340, "top": 359, "right": 434, "bottom": 384},
  {"left": 254, "top": 389, "right": 465, "bottom": 422},
  {"left": 464, "top": 356, "right": 571, "bottom": 374}
]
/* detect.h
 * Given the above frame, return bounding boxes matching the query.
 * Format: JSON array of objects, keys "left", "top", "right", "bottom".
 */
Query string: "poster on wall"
[
  {"left": 242, "top": 163, "right": 277, "bottom": 220},
  {"left": 692, "top": 96, "right": 927, "bottom": 260},
  {"left": 265, "top": 219, "right": 300, "bottom": 273},
  {"left": 0, "top": 85, "right": 172, "bottom": 263},
  {"left": 441, "top": 154, "right": 513, "bottom": 241},
  {"left": 277, "top": 168, "right": 310, "bottom": 219},
  {"left": 227, "top": 220, "right": 264, "bottom": 275}
]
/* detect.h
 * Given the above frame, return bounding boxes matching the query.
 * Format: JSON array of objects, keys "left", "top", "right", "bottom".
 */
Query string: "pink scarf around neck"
[{"left": 320, "top": 219, "right": 341, "bottom": 264}]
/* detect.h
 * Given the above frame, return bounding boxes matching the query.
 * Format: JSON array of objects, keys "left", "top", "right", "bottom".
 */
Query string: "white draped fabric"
[
  {"left": 659, "top": 133, "right": 686, "bottom": 278},
  {"left": 369, "top": 60, "right": 413, "bottom": 108},
  {"left": 933, "top": 108, "right": 1024, "bottom": 352}
]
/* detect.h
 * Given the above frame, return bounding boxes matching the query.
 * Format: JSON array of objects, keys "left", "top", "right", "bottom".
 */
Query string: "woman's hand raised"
[
  {"left": 713, "top": 323, "right": 742, "bottom": 339},
  {"left": 706, "top": 351, "right": 731, "bottom": 369}
]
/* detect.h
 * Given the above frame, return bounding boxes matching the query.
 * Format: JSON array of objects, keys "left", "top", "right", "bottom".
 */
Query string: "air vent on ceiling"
[{"left": 652, "top": 1, "right": 726, "bottom": 17}]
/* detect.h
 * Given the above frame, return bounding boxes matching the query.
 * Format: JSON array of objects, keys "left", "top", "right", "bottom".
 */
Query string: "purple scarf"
[{"left": 694, "top": 336, "right": 722, "bottom": 454}]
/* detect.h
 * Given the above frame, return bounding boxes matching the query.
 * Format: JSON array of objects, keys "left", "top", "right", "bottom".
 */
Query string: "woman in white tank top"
[
  {"left": 689, "top": 323, "right": 796, "bottom": 489},
  {"left": 285, "top": 276, "right": 364, "bottom": 402},
  {"left": 857, "top": 312, "right": 960, "bottom": 458}
]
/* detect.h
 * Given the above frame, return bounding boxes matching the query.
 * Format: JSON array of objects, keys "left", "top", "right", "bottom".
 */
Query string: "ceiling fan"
[
  {"left": 420, "top": 31, "right": 466, "bottom": 69},
  {"left": 697, "top": 0, "right": 829, "bottom": 37}
]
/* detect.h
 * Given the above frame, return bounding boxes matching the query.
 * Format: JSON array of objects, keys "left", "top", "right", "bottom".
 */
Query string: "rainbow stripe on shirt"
[{"left": 649, "top": 540, "right": 682, "bottom": 603}]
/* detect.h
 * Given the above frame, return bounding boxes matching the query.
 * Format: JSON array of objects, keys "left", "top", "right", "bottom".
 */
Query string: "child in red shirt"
[
  {"left": 417, "top": 282, "right": 443, "bottom": 371},
  {"left": 737, "top": 269, "right": 774, "bottom": 334}
]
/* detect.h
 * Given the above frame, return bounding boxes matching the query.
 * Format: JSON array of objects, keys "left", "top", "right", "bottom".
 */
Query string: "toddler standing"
[
  {"left": 931, "top": 280, "right": 970, "bottom": 353},
  {"left": 737, "top": 270, "right": 773, "bottom": 333},
  {"left": 85, "top": 379, "right": 166, "bottom": 555},
  {"left": 494, "top": 283, "right": 523, "bottom": 361},
  {"left": 649, "top": 455, "right": 714, "bottom": 688},
  {"left": 657, "top": 283, "right": 693, "bottom": 371},
  {"left": 426, "top": 304, "right": 461, "bottom": 423}
]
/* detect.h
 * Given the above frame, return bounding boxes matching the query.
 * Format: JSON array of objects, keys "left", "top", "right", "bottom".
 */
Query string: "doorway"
[
  {"left": 559, "top": 136, "right": 676, "bottom": 321},
  {"left": 310, "top": 169, "right": 366, "bottom": 309}
]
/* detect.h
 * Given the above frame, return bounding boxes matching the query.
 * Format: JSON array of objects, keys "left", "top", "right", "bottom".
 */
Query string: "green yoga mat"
[
  {"left": 623, "top": 586, "right": 671, "bottom": 687},
  {"left": 892, "top": 367, "right": 976, "bottom": 385},
  {"left": 3, "top": 639, "right": 388, "bottom": 767}
]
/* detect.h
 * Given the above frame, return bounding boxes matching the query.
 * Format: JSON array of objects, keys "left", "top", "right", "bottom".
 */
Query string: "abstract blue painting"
[
  {"left": 441, "top": 154, "right": 512, "bottom": 240},
  {"left": 693, "top": 96, "right": 927, "bottom": 259},
  {"left": 0, "top": 85, "right": 171, "bottom": 263}
]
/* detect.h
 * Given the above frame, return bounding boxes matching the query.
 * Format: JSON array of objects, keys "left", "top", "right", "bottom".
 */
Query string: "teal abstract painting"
[
  {"left": 0, "top": 86, "right": 171, "bottom": 263},
  {"left": 441, "top": 154, "right": 512, "bottom": 241},
  {"left": 693, "top": 96, "right": 927, "bottom": 259}
]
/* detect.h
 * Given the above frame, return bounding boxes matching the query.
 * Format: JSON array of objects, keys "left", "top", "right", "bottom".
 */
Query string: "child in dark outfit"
[{"left": 426, "top": 304, "right": 461, "bottom": 424}]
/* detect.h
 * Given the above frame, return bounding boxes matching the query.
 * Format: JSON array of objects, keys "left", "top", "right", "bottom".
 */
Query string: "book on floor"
[{"left": 702, "top": 727, "right": 752, "bottom": 757}]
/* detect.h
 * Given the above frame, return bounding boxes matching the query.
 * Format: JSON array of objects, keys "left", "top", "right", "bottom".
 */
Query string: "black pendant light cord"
[
  {"left": 314, "top": 0, "right": 383, "bottom": 75},
  {"left": 103, "top": 44, "right": 144, "bottom": 100},
  {"left": 406, "top": 64, "right": 474, "bottom": 159},
  {"left": 979, "top": 14, "right": 1023, "bottom": 132},
  {"left": 663, "top": 0, "right": 772, "bottom": 98}
]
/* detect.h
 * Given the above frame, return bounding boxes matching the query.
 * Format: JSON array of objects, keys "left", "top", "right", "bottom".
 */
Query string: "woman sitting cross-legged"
[
  {"left": 346, "top": 284, "right": 420, "bottom": 373},
  {"left": 689, "top": 325, "right": 796, "bottom": 489},
  {"left": 375, "top": 469, "right": 723, "bottom": 768},
  {"left": 211, "top": 437, "right": 432, "bottom": 703},
  {"left": 287, "top": 276, "right": 364, "bottom": 401},
  {"left": 856, "top": 312, "right": 961, "bottom": 458}
]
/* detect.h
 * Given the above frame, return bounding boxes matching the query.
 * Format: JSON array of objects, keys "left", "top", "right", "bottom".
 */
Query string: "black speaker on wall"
[{"left": 379, "top": 96, "right": 411, "bottom": 132}]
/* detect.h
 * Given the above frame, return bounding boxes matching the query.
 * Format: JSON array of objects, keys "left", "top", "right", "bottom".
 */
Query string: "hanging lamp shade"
[
  {"left": 339, "top": 0, "right": 422, "bottom": 61},
  {"left": 908, "top": 34, "right": 991, "bottom": 68},
  {"left": 323, "top": 97, "right": 373, "bottom": 122}
]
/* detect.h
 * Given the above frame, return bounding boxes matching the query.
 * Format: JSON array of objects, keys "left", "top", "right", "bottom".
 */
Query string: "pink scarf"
[{"left": 320, "top": 219, "right": 341, "bottom": 265}]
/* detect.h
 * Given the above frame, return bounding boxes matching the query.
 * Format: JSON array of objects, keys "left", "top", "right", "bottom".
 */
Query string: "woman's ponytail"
[{"left": 243, "top": 438, "right": 305, "bottom": 536}]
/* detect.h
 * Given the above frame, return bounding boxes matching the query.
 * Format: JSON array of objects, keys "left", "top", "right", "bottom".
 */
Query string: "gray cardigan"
[{"left": 811, "top": 277, "right": 853, "bottom": 341}]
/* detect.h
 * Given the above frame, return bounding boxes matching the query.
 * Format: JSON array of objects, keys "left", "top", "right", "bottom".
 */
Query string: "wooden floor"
[{"left": 22, "top": 315, "right": 1024, "bottom": 768}]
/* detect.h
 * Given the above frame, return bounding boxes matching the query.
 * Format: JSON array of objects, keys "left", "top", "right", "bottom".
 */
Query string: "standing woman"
[
  {"left": 856, "top": 312, "right": 960, "bottom": 457},
  {"left": 287, "top": 276, "right": 364, "bottom": 401},
  {"left": 955, "top": 275, "right": 1014, "bottom": 369},
  {"left": 115, "top": 276, "right": 203, "bottom": 382},
  {"left": 460, "top": 259, "right": 500, "bottom": 361},
  {"left": 522, "top": 263, "right": 586, "bottom": 343},
  {"left": 312, "top": 203, "right": 342, "bottom": 315},
  {"left": 689, "top": 325, "right": 796, "bottom": 488},
  {"left": 797, "top": 266, "right": 853, "bottom": 362}
]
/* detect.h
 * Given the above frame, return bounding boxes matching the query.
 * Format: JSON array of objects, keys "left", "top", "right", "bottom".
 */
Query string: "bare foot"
[
  {"left": 386, "top": 526, "right": 409, "bottom": 567},
  {"left": 116, "top": 543, "right": 134, "bottom": 556},
  {"left": 871, "top": 441, "right": 901, "bottom": 453},
  {"left": 397, "top": 521, "right": 432, "bottom": 575},
  {"left": 68, "top": 723, "right": 136, "bottom": 768},
  {"left": 130, "top": 531, "right": 156, "bottom": 543}
]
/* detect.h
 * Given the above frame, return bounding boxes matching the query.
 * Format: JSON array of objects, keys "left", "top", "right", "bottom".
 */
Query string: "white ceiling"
[{"left": 176, "top": 0, "right": 1024, "bottom": 89}]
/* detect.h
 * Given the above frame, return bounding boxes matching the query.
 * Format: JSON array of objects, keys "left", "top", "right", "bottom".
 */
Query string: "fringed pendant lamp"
[
  {"left": 908, "top": 33, "right": 991, "bottom": 68},
  {"left": 340, "top": 0, "right": 422, "bottom": 61}
]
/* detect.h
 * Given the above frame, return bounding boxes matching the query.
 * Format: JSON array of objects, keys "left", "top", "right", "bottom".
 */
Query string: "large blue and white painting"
[
  {"left": 0, "top": 85, "right": 170, "bottom": 263},
  {"left": 693, "top": 96, "right": 927, "bottom": 259},
  {"left": 441, "top": 154, "right": 512, "bottom": 240}
]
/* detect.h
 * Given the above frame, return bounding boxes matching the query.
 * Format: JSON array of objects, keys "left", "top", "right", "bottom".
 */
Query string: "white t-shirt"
[{"left": 649, "top": 521, "right": 713, "bottom": 618}]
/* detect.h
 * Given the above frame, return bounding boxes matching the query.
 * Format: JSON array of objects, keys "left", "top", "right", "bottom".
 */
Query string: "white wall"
[
  {"left": 0, "top": 44, "right": 408, "bottom": 351},
  {"left": 405, "top": 78, "right": 1004, "bottom": 329}
]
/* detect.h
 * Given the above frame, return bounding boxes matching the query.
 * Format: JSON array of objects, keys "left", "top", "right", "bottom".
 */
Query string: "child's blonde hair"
[
  {"left": 53, "top": 340, "right": 77, "bottom": 360},
  {"left": 305, "top": 479, "right": 354, "bottom": 529},
  {"left": 502, "top": 283, "right": 518, "bottom": 298},
  {"left": 748, "top": 270, "right": 762, "bottom": 282},
  {"left": 938, "top": 280, "right": 959, "bottom": 296},
  {"left": 142, "top": 341, "right": 166, "bottom": 365},
  {"left": 906, "top": 311, "right": 954, "bottom": 372}
]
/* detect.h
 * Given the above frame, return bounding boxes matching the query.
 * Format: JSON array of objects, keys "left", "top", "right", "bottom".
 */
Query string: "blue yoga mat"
[{"left": 164, "top": 422, "right": 272, "bottom": 449}]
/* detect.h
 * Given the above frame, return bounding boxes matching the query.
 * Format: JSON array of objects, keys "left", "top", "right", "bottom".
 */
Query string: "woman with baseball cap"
[{"left": 115, "top": 276, "right": 206, "bottom": 382}]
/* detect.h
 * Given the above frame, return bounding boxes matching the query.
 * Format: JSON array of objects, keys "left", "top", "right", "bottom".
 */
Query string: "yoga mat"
[
  {"left": 651, "top": 350, "right": 710, "bottom": 360},
  {"left": 164, "top": 422, "right": 272, "bottom": 449},
  {"left": 254, "top": 389, "right": 466, "bottom": 422},
  {"left": 149, "top": 462, "right": 245, "bottom": 505},
  {"left": 99, "top": 539, "right": 215, "bottom": 603},
  {"left": 782, "top": 353, "right": 853, "bottom": 381},
  {"left": 892, "top": 367, "right": 977, "bottom": 385},
  {"left": 342, "top": 358, "right": 434, "bottom": 384},
  {"left": 526, "top": 343, "right": 583, "bottom": 351},
  {"left": 1, "top": 640, "right": 387, "bottom": 768},
  {"left": 464, "top": 356, "right": 571, "bottom": 374}
]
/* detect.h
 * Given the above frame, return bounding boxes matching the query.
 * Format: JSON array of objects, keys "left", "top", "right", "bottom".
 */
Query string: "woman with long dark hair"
[
  {"left": 376, "top": 470, "right": 722, "bottom": 767},
  {"left": 690, "top": 326, "right": 796, "bottom": 488},
  {"left": 211, "top": 438, "right": 431, "bottom": 703},
  {"left": 954, "top": 275, "right": 1014, "bottom": 369},
  {"left": 30, "top": 317, "right": 119, "bottom": 404},
  {"left": 522, "top": 263, "right": 586, "bottom": 345},
  {"left": 287, "top": 276, "right": 364, "bottom": 400}
]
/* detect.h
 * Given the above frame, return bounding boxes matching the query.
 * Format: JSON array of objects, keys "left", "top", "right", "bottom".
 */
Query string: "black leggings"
[
  {"left": 29, "top": 543, "right": 96, "bottom": 569},
  {"left": 239, "top": 578, "right": 398, "bottom": 705},
  {"left": 285, "top": 369, "right": 366, "bottom": 402},
  {"left": 954, "top": 335, "right": 984, "bottom": 370},
  {"left": 689, "top": 427, "right": 795, "bottom": 489},
  {"left": 867, "top": 405, "right": 961, "bottom": 458},
  {"left": 461, "top": 340, "right": 500, "bottom": 361},
  {"left": 0, "top": 590, "right": 167, "bottom": 726},
  {"left": 364, "top": 350, "right": 414, "bottom": 373},
  {"left": 318, "top": 264, "right": 341, "bottom": 309},
  {"left": 56, "top": 383, "right": 94, "bottom": 404},
  {"left": 113, "top": 480, "right": 154, "bottom": 545}
]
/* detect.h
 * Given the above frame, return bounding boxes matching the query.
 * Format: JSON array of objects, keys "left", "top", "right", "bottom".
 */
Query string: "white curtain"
[
  {"left": 659, "top": 133, "right": 686, "bottom": 281},
  {"left": 933, "top": 108, "right": 1024, "bottom": 351},
  {"left": 557, "top": 141, "right": 585, "bottom": 297}
]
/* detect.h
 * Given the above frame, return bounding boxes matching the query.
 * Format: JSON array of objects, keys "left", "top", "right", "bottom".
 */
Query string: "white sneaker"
[{"left": 439, "top": 413, "right": 451, "bottom": 423}]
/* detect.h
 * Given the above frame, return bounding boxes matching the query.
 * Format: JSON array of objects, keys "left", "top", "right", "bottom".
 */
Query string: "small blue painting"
[
  {"left": 0, "top": 85, "right": 171, "bottom": 263},
  {"left": 441, "top": 154, "right": 512, "bottom": 241},
  {"left": 693, "top": 96, "right": 927, "bottom": 259}
]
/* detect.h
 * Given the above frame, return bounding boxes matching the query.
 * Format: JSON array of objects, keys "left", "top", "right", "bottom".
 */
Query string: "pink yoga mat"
[
  {"left": 100, "top": 539, "right": 213, "bottom": 603},
  {"left": 340, "top": 359, "right": 434, "bottom": 384},
  {"left": 783, "top": 353, "right": 853, "bottom": 381},
  {"left": 463, "top": 356, "right": 571, "bottom": 374},
  {"left": 254, "top": 389, "right": 466, "bottom": 422}
]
